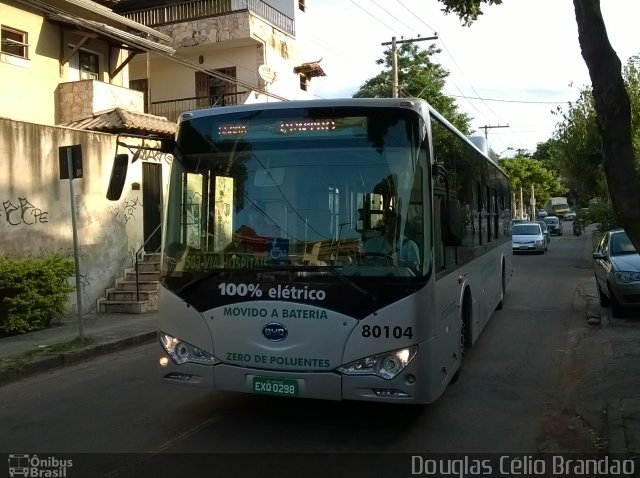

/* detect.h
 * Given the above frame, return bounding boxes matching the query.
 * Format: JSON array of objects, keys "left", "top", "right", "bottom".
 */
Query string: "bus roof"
[
  {"left": 178, "top": 97, "right": 430, "bottom": 121},
  {"left": 176, "top": 97, "right": 509, "bottom": 178}
]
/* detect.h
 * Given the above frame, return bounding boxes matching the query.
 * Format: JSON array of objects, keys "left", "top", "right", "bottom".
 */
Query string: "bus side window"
[
  {"left": 434, "top": 195, "right": 444, "bottom": 270},
  {"left": 434, "top": 195, "right": 456, "bottom": 271},
  {"left": 486, "top": 186, "right": 492, "bottom": 242},
  {"left": 474, "top": 181, "right": 482, "bottom": 246},
  {"left": 405, "top": 204, "right": 423, "bottom": 260}
]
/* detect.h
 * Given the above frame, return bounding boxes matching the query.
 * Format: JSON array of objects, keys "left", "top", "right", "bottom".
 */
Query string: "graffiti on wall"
[
  {"left": 2, "top": 197, "right": 49, "bottom": 226},
  {"left": 79, "top": 273, "right": 91, "bottom": 288},
  {"left": 107, "top": 196, "right": 143, "bottom": 224}
]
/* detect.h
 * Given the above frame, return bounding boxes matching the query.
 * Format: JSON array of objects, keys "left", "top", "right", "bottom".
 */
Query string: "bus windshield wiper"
[{"left": 326, "top": 267, "right": 377, "bottom": 301}]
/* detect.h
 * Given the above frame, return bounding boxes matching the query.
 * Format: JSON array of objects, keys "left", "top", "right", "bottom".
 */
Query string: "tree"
[
  {"left": 440, "top": 0, "right": 640, "bottom": 250},
  {"left": 549, "top": 88, "right": 606, "bottom": 202},
  {"left": 548, "top": 57, "right": 640, "bottom": 206},
  {"left": 353, "top": 42, "right": 472, "bottom": 134},
  {"left": 573, "top": 1, "right": 640, "bottom": 248},
  {"left": 499, "top": 155, "right": 564, "bottom": 215}
]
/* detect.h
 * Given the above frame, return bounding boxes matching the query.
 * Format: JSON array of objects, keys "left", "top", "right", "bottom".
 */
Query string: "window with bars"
[{"left": 1, "top": 26, "right": 28, "bottom": 59}]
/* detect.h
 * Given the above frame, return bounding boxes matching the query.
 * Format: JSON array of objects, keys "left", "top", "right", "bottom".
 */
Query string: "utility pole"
[
  {"left": 519, "top": 186, "right": 524, "bottom": 220},
  {"left": 381, "top": 35, "right": 438, "bottom": 98},
  {"left": 480, "top": 124, "right": 509, "bottom": 139},
  {"left": 530, "top": 184, "right": 536, "bottom": 220}
]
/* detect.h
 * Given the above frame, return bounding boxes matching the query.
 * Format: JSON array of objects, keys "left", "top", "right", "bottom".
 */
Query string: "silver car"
[
  {"left": 593, "top": 229, "right": 640, "bottom": 318},
  {"left": 512, "top": 222, "right": 547, "bottom": 254},
  {"left": 536, "top": 220, "right": 551, "bottom": 247}
]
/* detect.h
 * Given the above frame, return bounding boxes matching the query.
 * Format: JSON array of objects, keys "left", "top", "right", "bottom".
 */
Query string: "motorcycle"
[{"left": 573, "top": 221, "right": 583, "bottom": 236}]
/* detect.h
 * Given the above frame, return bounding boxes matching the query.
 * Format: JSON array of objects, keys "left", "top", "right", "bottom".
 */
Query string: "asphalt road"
[{"left": 0, "top": 221, "right": 603, "bottom": 477}]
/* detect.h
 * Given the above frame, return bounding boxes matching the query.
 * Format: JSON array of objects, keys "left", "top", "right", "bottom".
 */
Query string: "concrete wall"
[{"left": 0, "top": 117, "right": 167, "bottom": 313}]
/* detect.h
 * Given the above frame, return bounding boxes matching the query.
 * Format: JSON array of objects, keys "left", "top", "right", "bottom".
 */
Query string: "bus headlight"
[
  {"left": 159, "top": 332, "right": 219, "bottom": 366},
  {"left": 337, "top": 346, "right": 417, "bottom": 380}
]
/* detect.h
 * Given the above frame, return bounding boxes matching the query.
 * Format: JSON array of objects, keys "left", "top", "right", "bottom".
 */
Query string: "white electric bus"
[{"left": 109, "top": 98, "right": 512, "bottom": 404}]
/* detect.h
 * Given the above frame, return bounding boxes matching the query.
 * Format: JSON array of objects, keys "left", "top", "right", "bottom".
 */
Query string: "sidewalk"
[
  {"left": 576, "top": 224, "right": 640, "bottom": 456},
  {"left": 0, "top": 311, "right": 157, "bottom": 386}
]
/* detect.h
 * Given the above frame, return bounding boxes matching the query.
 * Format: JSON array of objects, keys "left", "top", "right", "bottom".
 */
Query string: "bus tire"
[
  {"left": 452, "top": 289, "right": 472, "bottom": 383},
  {"left": 495, "top": 261, "right": 506, "bottom": 310}
]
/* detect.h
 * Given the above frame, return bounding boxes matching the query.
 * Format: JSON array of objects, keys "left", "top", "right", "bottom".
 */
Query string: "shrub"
[
  {"left": 589, "top": 199, "right": 619, "bottom": 233},
  {"left": 0, "top": 255, "right": 75, "bottom": 335},
  {"left": 578, "top": 198, "right": 618, "bottom": 233}
]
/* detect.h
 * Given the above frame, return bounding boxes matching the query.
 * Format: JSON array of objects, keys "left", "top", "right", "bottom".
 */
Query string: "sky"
[{"left": 295, "top": 0, "right": 640, "bottom": 156}]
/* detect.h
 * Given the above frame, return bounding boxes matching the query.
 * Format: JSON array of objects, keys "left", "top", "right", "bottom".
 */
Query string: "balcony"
[
  {"left": 122, "top": 0, "right": 294, "bottom": 36},
  {"left": 148, "top": 91, "right": 248, "bottom": 122},
  {"left": 57, "top": 80, "right": 145, "bottom": 124}
]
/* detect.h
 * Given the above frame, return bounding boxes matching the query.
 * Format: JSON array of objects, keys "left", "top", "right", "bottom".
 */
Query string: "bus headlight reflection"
[
  {"left": 338, "top": 346, "right": 417, "bottom": 380},
  {"left": 159, "top": 332, "right": 219, "bottom": 366}
]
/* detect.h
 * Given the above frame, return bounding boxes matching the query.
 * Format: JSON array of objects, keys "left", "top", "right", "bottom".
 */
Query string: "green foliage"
[
  {"left": 550, "top": 56, "right": 640, "bottom": 204},
  {"left": 498, "top": 155, "right": 563, "bottom": 208},
  {"left": 0, "top": 255, "right": 75, "bottom": 335},
  {"left": 438, "top": 0, "right": 503, "bottom": 25},
  {"left": 550, "top": 90, "right": 606, "bottom": 201},
  {"left": 624, "top": 56, "right": 640, "bottom": 159},
  {"left": 586, "top": 198, "right": 619, "bottom": 233},
  {"left": 353, "top": 42, "right": 472, "bottom": 134}
]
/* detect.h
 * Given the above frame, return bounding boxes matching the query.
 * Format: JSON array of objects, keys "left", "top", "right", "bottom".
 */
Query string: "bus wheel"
[
  {"left": 452, "top": 290, "right": 472, "bottom": 383},
  {"left": 461, "top": 289, "right": 472, "bottom": 350},
  {"left": 496, "top": 262, "right": 506, "bottom": 310}
]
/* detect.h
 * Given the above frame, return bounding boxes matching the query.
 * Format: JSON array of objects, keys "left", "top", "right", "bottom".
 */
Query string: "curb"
[{"left": 0, "top": 331, "right": 156, "bottom": 387}]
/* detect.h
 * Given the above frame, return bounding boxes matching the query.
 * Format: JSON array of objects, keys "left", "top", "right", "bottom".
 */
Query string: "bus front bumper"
[{"left": 159, "top": 349, "right": 436, "bottom": 403}]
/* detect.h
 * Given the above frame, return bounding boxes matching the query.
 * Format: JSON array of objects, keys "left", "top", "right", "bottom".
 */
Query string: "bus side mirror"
[
  {"left": 161, "top": 138, "right": 175, "bottom": 154},
  {"left": 106, "top": 154, "right": 129, "bottom": 201}
]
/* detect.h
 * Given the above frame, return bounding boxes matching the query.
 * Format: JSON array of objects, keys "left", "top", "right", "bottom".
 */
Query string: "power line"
[
  {"left": 381, "top": 35, "right": 438, "bottom": 98},
  {"left": 371, "top": 0, "right": 418, "bottom": 35},
  {"left": 396, "top": 0, "right": 438, "bottom": 32},
  {"left": 389, "top": 1, "right": 514, "bottom": 131},
  {"left": 479, "top": 124, "right": 509, "bottom": 139},
  {"left": 348, "top": 0, "right": 398, "bottom": 32},
  {"left": 448, "top": 94, "right": 571, "bottom": 104}
]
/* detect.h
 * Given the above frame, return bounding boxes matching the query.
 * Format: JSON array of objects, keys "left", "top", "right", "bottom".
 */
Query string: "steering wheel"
[{"left": 361, "top": 252, "right": 394, "bottom": 265}]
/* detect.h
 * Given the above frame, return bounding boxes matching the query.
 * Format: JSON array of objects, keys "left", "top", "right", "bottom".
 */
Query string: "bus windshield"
[{"left": 162, "top": 106, "right": 429, "bottom": 286}]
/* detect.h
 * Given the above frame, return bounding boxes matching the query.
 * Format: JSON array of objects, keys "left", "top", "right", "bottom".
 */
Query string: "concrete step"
[
  {"left": 134, "top": 261, "right": 161, "bottom": 273},
  {"left": 114, "top": 279, "right": 159, "bottom": 292},
  {"left": 142, "top": 252, "right": 162, "bottom": 261},
  {"left": 124, "top": 270, "right": 161, "bottom": 282},
  {"left": 106, "top": 288, "right": 156, "bottom": 302},
  {"left": 96, "top": 299, "right": 151, "bottom": 314}
]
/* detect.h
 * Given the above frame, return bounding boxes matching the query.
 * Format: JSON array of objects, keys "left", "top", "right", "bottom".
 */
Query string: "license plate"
[
  {"left": 519, "top": 245, "right": 529, "bottom": 249},
  {"left": 252, "top": 376, "right": 299, "bottom": 396}
]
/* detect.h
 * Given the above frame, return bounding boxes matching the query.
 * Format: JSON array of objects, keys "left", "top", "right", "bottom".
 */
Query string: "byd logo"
[{"left": 262, "top": 322, "right": 288, "bottom": 342}]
